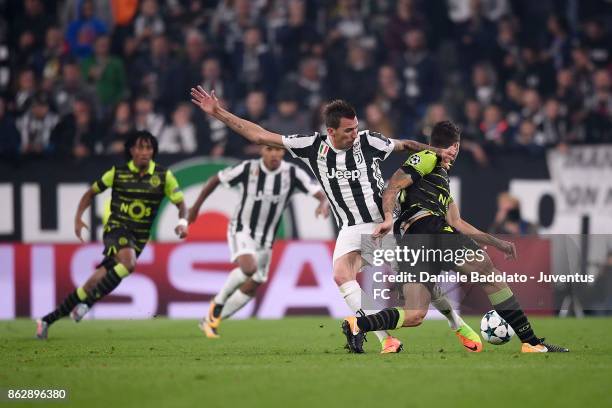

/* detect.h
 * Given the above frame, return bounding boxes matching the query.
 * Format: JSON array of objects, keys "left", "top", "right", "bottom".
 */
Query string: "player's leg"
[
  {"left": 86, "top": 247, "right": 137, "bottom": 303},
  {"left": 334, "top": 250, "right": 402, "bottom": 353},
  {"left": 208, "top": 253, "right": 257, "bottom": 325},
  {"left": 341, "top": 282, "right": 428, "bottom": 353},
  {"left": 458, "top": 251, "right": 568, "bottom": 352},
  {"left": 219, "top": 249, "right": 270, "bottom": 320},
  {"left": 35, "top": 266, "right": 105, "bottom": 339}
]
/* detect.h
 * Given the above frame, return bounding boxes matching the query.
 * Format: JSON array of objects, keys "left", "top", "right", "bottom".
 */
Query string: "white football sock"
[
  {"left": 214, "top": 267, "right": 249, "bottom": 305},
  {"left": 339, "top": 280, "right": 389, "bottom": 343},
  {"left": 220, "top": 289, "right": 253, "bottom": 319},
  {"left": 430, "top": 292, "right": 463, "bottom": 330}
]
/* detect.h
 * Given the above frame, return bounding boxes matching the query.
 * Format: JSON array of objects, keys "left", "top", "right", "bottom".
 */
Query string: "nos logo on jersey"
[{"left": 326, "top": 168, "right": 361, "bottom": 181}]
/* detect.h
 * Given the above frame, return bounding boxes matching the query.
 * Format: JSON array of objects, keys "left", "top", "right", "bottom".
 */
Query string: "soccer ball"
[{"left": 480, "top": 310, "right": 515, "bottom": 345}]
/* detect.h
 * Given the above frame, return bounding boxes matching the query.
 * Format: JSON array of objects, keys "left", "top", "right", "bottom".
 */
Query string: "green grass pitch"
[{"left": 1, "top": 317, "right": 611, "bottom": 408}]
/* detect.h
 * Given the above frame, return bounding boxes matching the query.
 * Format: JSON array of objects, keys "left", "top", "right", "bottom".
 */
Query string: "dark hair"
[
  {"left": 324, "top": 100, "right": 356, "bottom": 129},
  {"left": 124, "top": 130, "right": 158, "bottom": 161},
  {"left": 429, "top": 121, "right": 461, "bottom": 148}
]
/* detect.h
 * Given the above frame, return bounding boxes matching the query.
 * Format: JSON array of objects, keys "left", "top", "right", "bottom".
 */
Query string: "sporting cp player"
[
  {"left": 342, "top": 121, "right": 569, "bottom": 353},
  {"left": 36, "top": 131, "right": 188, "bottom": 339},
  {"left": 191, "top": 86, "right": 480, "bottom": 354},
  {"left": 188, "top": 145, "right": 329, "bottom": 338}
]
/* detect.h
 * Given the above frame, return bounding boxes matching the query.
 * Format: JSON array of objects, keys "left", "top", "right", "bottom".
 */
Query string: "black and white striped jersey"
[
  {"left": 218, "top": 159, "right": 321, "bottom": 248},
  {"left": 282, "top": 130, "right": 395, "bottom": 229}
]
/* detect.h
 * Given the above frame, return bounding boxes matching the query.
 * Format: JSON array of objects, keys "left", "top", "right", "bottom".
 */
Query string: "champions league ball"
[{"left": 480, "top": 310, "right": 515, "bottom": 345}]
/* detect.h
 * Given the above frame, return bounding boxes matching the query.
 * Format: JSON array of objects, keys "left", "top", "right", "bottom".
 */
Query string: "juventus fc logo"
[{"left": 354, "top": 142, "right": 364, "bottom": 164}]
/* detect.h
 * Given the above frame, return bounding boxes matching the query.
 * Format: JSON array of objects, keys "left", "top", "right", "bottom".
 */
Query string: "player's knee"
[
  {"left": 333, "top": 264, "right": 355, "bottom": 286},
  {"left": 404, "top": 310, "right": 427, "bottom": 327}
]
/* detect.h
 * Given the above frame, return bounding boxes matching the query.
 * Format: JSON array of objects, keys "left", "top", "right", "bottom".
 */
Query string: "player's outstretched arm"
[
  {"left": 190, "top": 86, "right": 284, "bottom": 148},
  {"left": 446, "top": 202, "right": 517, "bottom": 260},
  {"left": 373, "top": 169, "right": 414, "bottom": 238},
  {"left": 187, "top": 174, "right": 221, "bottom": 224},
  {"left": 392, "top": 139, "right": 456, "bottom": 168},
  {"left": 174, "top": 200, "right": 188, "bottom": 239},
  {"left": 74, "top": 188, "right": 96, "bottom": 242}
]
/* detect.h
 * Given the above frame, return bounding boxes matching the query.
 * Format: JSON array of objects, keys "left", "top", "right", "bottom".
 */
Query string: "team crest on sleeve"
[
  {"left": 318, "top": 144, "right": 329, "bottom": 161},
  {"left": 407, "top": 154, "right": 421, "bottom": 166}
]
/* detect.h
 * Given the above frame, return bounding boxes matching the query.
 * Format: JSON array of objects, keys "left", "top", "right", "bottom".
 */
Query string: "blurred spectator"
[
  {"left": 52, "top": 59, "right": 97, "bottom": 118},
  {"left": 480, "top": 104, "right": 510, "bottom": 146},
  {"left": 212, "top": 0, "right": 263, "bottom": 54},
  {"left": 14, "top": 68, "right": 37, "bottom": 115},
  {"left": 16, "top": 92, "right": 59, "bottom": 155},
  {"left": 540, "top": 98, "right": 570, "bottom": 146},
  {"left": 416, "top": 103, "right": 448, "bottom": 142},
  {"left": 10, "top": 0, "right": 51, "bottom": 51},
  {"left": 333, "top": 42, "right": 376, "bottom": 114},
  {"left": 133, "top": 0, "right": 166, "bottom": 52},
  {"left": 501, "top": 79, "right": 523, "bottom": 127},
  {"left": 511, "top": 119, "right": 545, "bottom": 155},
  {"left": 383, "top": 0, "right": 425, "bottom": 59},
  {"left": 584, "top": 70, "right": 612, "bottom": 143},
  {"left": 182, "top": 30, "right": 211, "bottom": 90},
  {"left": 374, "top": 65, "right": 406, "bottom": 137},
  {"left": 81, "top": 35, "right": 127, "bottom": 112},
  {"left": 521, "top": 89, "right": 544, "bottom": 126},
  {"left": 199, "top": 57, "right": 234, "bottom": 104},
  {"left": 0, "top": 97, "right": 20, "bottom": 156},
  {"left": 489, "top": 192, "right": 538, "bottom": 235},
  {"left": 581, "top": 18, "right": 610, "bottom": 68},
  {"left": 133, "top": 94, "right": 164, "bottom": 137},
  {"left": 266, "top": 92, "right": 309, "bottom": 135},
  {"left": 242, "top": 90, "right": 269, "bottom": 124},
  {"left": 555, "top": 68, "right": 584, "bottom": 125},
  {"left": 159, "top": 103, "right": 197, "bottom": 154},
  {"left": 283, "top": 56, "right": 325, "bottom": 111},
  {"left": 517, "top": 46, "right": 556, "bottom": 96},
  {"left": 232, "top": 26, "right": 277, "bottom": 99},
  {"left": 461, "top": 99, "right": 483, "bottom": 141},
  {"left": 470, "top": 63, "right": 500, "bottom": 106},
  {"left": 544, "top": 15, "right": 572, "bottom": 70},
  {"left": 571, "top": 47, "right": 596, "bottom": 98},
  {"left": 105, "top": 100, "right": 132, "bottom": 154},
  {"left": 65, "top": 0, "right": 108, "bottom": 59},
  {"left": 276, "top": 0, "right": 321, "bottom": 75},
  {"left": 326, "top": 0, "right": 367, "bottom": 46},
  {"left": 365, "top": 103, "right": 394, "bottom": 138},
  {"left": 395, "top": 28, "right": 440, "bottom": 125},
  {"left": 32, "top": 26, "right": 67, "bottom": 90},
  {"left": 453, "top": 0, "right": 497, "bottom": 71},
  {"left": 491, "top": 17, "right": 521, "bottom": 86},
  {"left": 50, "top": 97, "right": 101, "bottom": 159},
  {"left": 134, "top": 34, "right": 184, "bottom": 115}
]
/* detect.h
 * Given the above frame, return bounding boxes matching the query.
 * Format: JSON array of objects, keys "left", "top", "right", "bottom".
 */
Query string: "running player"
[
  {"left": 342, "top": 121, "right": 569, "bottom": 353},
  {"left": 188, "top": 145, "right": 329, "bottom": 338},
  {"left": 191, "top": 87, "right": 480, "bottom": 353},
  {"left": 36, "top": 131, "right": 188, "bottom": 339}
]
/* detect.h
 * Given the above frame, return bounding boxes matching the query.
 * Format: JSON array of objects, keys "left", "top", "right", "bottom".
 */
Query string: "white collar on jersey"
[
  {"left": 323, "top": 133, "right": 357, "bottom": 153},
  {"left": 259, "top": 158, "right": 285, "bottom": 175}
]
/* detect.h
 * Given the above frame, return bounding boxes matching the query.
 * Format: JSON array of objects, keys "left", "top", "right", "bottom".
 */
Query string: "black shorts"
[
  {"left": 97, "top": 225, "right": 144, "bottom": 269},
  {"left": 395, "top": 215, "right": 480, "bottom": 282}
]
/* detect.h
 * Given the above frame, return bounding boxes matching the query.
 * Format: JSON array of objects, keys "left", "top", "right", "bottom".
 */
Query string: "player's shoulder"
[{"left": 285, "top": 132, "right": 319, "bottom": 140}]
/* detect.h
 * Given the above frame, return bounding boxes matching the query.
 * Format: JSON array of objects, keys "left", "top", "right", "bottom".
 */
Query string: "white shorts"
[
  {"left": 332, "top": 222, "right": 381, "bottom": 265},
  {"left": 227, "top": 231, "right": 272, "bottom": 283}
]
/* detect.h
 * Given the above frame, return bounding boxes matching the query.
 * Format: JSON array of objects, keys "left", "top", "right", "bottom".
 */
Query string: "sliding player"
[{"left": 342, "top": 121, "right": 569, "bottom": 353}]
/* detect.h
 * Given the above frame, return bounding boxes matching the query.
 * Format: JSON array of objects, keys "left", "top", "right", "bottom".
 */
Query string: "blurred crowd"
[{"left": 0, "top": 0, "right": 611, "bottom": 164}]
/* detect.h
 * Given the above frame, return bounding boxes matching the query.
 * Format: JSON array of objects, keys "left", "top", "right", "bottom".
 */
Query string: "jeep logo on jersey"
[
  {"left": 253, "top": 191, "right": 281, "bottom": 203},
  {"left": 326, "top": 168, "right": 361, "bottom": 180}
]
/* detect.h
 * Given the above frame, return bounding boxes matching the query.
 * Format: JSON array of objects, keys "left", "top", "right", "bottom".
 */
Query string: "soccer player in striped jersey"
[
  {"left": 36, "top": 131, "right": 189, "bottom": 339},
  {"left": 342, "top": 121, "right": 568, "bottom": 353},
  {"left": 187, "top": 145, "right": 329, "bottom": 338},
  {"left": 191, "top": 87, "right": 476, "bottom": 353}
]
